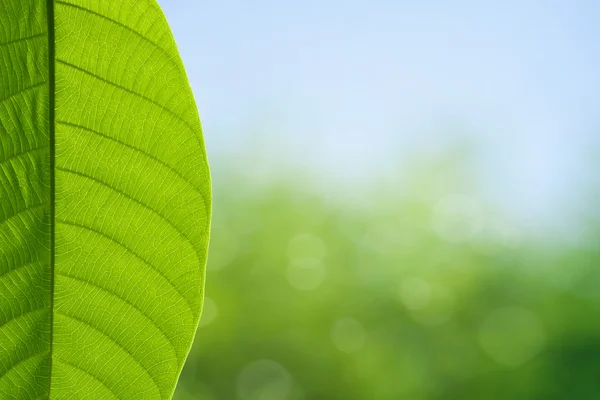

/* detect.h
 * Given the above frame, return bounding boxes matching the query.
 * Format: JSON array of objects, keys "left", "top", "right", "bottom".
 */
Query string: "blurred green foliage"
[{"left": 175, "top": 153, "right": 600, "bottom": 400}]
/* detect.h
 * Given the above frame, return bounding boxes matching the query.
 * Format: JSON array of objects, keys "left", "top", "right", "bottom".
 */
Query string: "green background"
[
  {"left": 164, "top": 1, "right": 600, "bottom": 399},
  {"left": 175, "top": 154, "right": 600, "bottom": 399}
]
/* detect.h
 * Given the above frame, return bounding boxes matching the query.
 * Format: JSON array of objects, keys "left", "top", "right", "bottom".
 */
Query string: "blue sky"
[{"left": 158, "top": 0, "right": 600, "bottom": 237}]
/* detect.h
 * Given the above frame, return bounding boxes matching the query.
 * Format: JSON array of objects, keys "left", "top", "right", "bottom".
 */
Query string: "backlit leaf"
[{"left": 0, "top": 0, "right": 211, "bottom": 398}]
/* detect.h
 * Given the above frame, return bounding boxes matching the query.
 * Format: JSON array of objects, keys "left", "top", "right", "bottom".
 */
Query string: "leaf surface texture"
[{"left": 0, "top": 0, "right": 211, "bottom": 398}]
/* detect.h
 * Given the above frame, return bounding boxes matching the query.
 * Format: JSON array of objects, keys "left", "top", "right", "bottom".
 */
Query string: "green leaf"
[{"left": 0, "top": 0, "right": 211, "bottom": 398}]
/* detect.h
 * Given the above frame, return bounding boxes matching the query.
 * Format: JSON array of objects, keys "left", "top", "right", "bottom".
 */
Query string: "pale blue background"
[{"left": 158, "top": 0, "right": 600, "bottom": 239}]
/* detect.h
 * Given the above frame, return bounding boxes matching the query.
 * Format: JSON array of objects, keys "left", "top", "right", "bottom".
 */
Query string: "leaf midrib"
[{"left": 47, "top": 0, "right": 56, "bottom": 398}]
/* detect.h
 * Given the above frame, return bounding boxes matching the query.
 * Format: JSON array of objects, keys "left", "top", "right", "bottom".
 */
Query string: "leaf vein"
[
  {"left": 0, "top": 32, "right": 47, "bottom": 47},
  {"left": 55, "top": 120, "right": 203, "bottom": 197},
  {"left": 54, "top": 1, "right": 178, "bottom": 66},
  {"left": 0, "top": 146, "right": 48, "bottom": 169},
  {"left": 55, "top": 219, "right": 193, "bottom": 314},
  {"left": 57, "top": 272, "right": 179, "bottom": 364},
  {"left": 0, "top": 204, "right": 47, "bottom": 229},
  {"left": 0, "top": 82, "right": 46, "bottom": 106},
  {"left": 0, "top": 258, "right": 45, "bottom": 283},
  {"left": 53, "top": 357, "right": 120, "bottom": 399},
  {"left": 56, "top": 166, "right": 200, "bottom": 263},
  {"left": 0, "top": 307, "right": 48, "bottom": 333},
  {"left": 0, "top": 350, "right": 49, "bottom": 383},
  {"left": 55, "top": 311, "right": 161, "bottom": 396},
  {"left": 56, "top": 59, "right": 198, "bottom": 136}
]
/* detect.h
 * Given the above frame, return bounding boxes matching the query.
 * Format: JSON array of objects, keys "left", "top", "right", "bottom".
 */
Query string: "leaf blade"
[{"left": 0, "top": 0, "right": 211, "bottom": 398}]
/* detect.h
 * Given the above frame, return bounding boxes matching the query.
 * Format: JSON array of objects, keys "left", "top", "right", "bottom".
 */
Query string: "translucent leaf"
[{"left": 0, "top": 1, "right": 211, "bottom": 398}]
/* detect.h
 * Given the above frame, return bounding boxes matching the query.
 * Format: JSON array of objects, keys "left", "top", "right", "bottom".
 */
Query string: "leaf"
[{"left": 0, "top": 0, "right": 211, "bottom": 398}]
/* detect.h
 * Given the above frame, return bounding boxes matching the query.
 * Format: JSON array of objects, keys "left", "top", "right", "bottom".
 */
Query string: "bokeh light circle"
[
  {"left": 478, "top": 307, "right": 546, "bottom": 367},
  {"left": 288, "top": 233, "right": 327, "bottom": 259},
  {"left": 198, "top": 297, "right": 218, "bottom": 327},
  {"left": 237, "top": 359, "right": 293, "bottom": 400},
  {"left": 331, "top": 318, "right": 367, "bottom": 353},
  {"left": 287, "top": 256, "right": 327, "bottom": 291}
]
